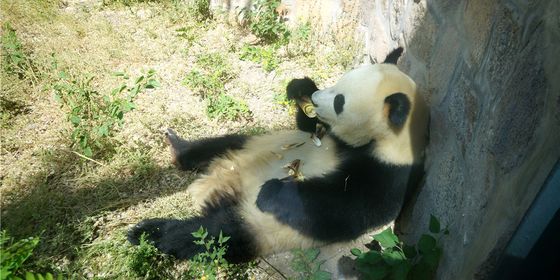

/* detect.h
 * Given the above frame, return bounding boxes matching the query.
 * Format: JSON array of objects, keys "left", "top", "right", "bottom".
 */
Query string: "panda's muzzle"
[{"left": 310, "top": 90, "right": 319, "bottom": 107}]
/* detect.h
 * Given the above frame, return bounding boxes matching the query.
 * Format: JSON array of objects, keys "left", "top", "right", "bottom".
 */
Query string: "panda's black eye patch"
[{"left": 334, "top": 94, "right": 345, "bottom": 115}]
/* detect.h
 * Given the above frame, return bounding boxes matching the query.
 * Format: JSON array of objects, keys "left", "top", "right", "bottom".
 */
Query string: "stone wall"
[{"left": 212, "top": 0, "right": 560, "bottom": 278}]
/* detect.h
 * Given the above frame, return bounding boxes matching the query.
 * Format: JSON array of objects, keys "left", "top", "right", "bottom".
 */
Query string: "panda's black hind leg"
[
  {"left": 128, "top": 218, "right": 205, "bottom": 259},
  {"left": 128, "top": 204, "right": 258, "bottom": 263},
  {"left": 165, "top": 128, "right": 248, "bottom": 171}
]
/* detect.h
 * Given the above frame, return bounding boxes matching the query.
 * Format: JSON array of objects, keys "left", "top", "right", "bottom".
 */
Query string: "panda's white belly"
[
  {"left": 186, "top": 130, "right": 340, "bottom": 254},
  {"left": 239, "top": 130, "right": 339, "bottom": 192}
]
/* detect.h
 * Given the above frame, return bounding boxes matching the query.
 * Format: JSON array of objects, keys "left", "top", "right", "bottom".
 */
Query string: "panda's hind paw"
[
  {"left": 127, "top": 219, "right": 166, "bottom": 246},
  {"left": 164, "top": 128, "right": 190, "bottom": 167}
]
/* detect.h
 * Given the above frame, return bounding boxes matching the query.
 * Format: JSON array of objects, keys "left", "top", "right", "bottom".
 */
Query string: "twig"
[
  {"left": 259, "top": 257, "right": 288, "bottom": 279},
  {"left": 67, "top": 150, "right": 106, "bottom": 166}
]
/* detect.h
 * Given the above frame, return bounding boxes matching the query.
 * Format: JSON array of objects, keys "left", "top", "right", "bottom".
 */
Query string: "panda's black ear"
[
  {"left": 384, "top": 92, "right": 410, "bottom": 127},
  {"left": 286, "top": 77, "right": 319, "bottom": 100},
  {"left": 383, "top": 47, "right": 404, "bottom": 64}
]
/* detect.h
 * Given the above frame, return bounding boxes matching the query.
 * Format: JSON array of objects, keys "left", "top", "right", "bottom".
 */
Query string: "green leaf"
[
  {"left": 417, "top": 234, "right": 436, "bottom": 254},
  {"left": 97, "top": 125, "right": 109, "bottom": 136},
  {"left": 70, "top": 115, "right": 81, "bottom": 125},
  {"left": 381, "top": 248, "right": 406, "bottom": 266},
  {"left": 422, "top": 247, "right": 442, "bottom": 269},
  {"left": 83, "top": 146, "right": 93, "bottom": 158},
  {"left": 25, "top": 272, "right": 35, "bottom": 280},
  {"left": 410, "top": 261, "right": 436, "bottom": 280},
  {"left": 304, "top": 248, "right": 320, "bottom": 262},
  {"left": 58, "top": 71, "right": 68, "bottom": 79},
  {"left": 357, "top": 250, "right": 383, "bottom": 265},
  {"left": 372, "top": 228, "right": 398, "bottom": 249},
  {"left": 357, "top": 263, "right": 388, "bottom": 280},
  {"left": 134, "top": 75, "right": 144, "bottom": 85},
  {"left": 429, "top": 215, "right": 441, "bottom": 234},
  {"left": 350, "top": 248, "right": 362, "bottom": 256},
  {"left": 53, "top": 93, "right": 62, "bottom": 103},
  {"left": 45, "top": 273, "right": 54, "bottom": 280},
  {"left": 311, "top": 270, "right": 332, "bottom": 280},
  {"left": 392, "top": 261, "right": 411, "bottom": 280},
  {"left": 403, "top": 244, "right": 417, "bottom": 259},
  {"left": 113, "top": 71, "right": 126, "bottom": 77},
  {"left": 145, "top": 79, "right": 160, "bottom": 89}
]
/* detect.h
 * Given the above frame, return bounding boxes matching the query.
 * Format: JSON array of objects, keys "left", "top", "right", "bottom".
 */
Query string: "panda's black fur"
[{"left": 128, "top": 48, "right": 428, "bottom": 263}]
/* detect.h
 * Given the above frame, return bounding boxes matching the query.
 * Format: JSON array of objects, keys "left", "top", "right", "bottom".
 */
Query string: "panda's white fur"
[
  {"left": 128, "top": 49, "right": 429, "bottom": 263},
  {"left": 188, "top": 131, "right": 341, "bottom": 255},
  {"left": 312, "top": 63, "right": 427, "bottom": 165}
]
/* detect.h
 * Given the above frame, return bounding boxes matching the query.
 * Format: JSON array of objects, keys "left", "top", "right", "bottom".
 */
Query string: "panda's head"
[{"left": 311, "top": 49, "right": 428, "bottom": 165}]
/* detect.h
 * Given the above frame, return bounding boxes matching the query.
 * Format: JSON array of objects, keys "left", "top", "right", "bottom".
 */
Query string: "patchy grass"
[{"left": 0, "top": 0, "right": 362, "bottom": 278}]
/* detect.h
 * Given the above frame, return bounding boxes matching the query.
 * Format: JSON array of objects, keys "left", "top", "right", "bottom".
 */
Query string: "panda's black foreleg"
[
  {"left": 286, "top": 77, "right": 320, "bottom": 133},
  {"left": 128, "top": 205, "right": 258, "bottom": 263},
  {"left": 165, "top": 128, "right": 248, "bottom": 171}
]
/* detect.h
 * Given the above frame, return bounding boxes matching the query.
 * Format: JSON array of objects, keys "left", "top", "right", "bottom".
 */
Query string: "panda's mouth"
[{"left": 315, "top": 111, "right": 333, "bottom": 125}]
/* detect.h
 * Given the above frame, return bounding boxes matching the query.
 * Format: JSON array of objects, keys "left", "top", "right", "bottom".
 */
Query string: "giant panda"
[{"left": 128, "top": 47, "right": 429, "bottom": 263}]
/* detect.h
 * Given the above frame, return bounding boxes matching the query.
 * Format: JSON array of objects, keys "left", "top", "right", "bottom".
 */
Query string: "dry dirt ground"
[{"left": 1, "top": 0, "right": 360, "bottom": 278}]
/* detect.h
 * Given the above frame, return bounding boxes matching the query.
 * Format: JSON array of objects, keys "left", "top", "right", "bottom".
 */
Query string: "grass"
[{"left": 0, "top": 0, "right": 361, "bottom": 278}]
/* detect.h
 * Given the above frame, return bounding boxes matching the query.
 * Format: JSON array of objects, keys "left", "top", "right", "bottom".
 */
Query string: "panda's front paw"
[
  {"left": 256, "top": 179, "right": 284, "bottom": 213},
  {"left": 256, "top": 177, "right": 303, "bottom": 219}
]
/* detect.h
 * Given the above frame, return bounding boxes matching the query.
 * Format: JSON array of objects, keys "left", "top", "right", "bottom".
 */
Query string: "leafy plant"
[
  {"left": 185, "top": 226, "right": 231, "bottom": 279},
  {"left": 18, "top": 272, "right": 63, "bottom": 280},
  {"left": 188, "top": 0, "right": 212, "bottom": 21},
  {"left": 54, "top": 70, "right": 159, "bottom": 158},
  {"left": 206, "top": 93, "right": 251, "bottom": 121},
  {"left": 128, "top": 233, "right": 173, "bottom": 280},
  {"left": 239, "top": 44, "right": 280, "bottom": 72},
  {"left": 287, "top": 22, "right": 314, "bottom": 57},
  {"left": 175, "top": 23, "right": 201, "bottom": 47},
  {"left": 1, "top": 22, "right": 36, "bottom": 81},
  {"left": 183, "top": 53, "right": 251, "bottom": 121},
  {"left": 0, "top": 231, "right": 40, "bottom": 280},
  {"left": 290, "top": 248, "right": 332, "bottom": 280},
  {"left": 183, "top": 52, "right": 234, "bottom": 98},
  {"left": 351, "top": 215, "right": 448, "bottom": 280},
  {"left": 248, "top": 0, "right": 290, "bottom": 44}
]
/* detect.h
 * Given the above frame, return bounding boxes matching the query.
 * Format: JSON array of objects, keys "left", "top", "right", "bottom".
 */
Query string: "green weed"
[
  {"left": 183, "top": 52, "right": 234, "bottom": 98},
  {"left": 350, "top": 215, "right": 448, "bottom": 280},
  {"left": 0, "top": 230, "right": 40, "bottom": 280},
  {"left": 128, "top": 233, "right": 174, "bottom": 280},
  {"left": 248, "top": 0, "right": 290, "bottom": 44},
  {"left": 1, "top": 22, "right": 37, "bottom": 126},
  {"left": 286, "top": 22, "right": 313, "bottom": 57},
  {"left": 290, "top": 248, "right": 332, "bottom": 280},
  {"left": 175, "top": 24, "right": 201, "bottom": 47},
  {"left": 0, "top": 231, "right": 62, "bottom": 280},
  {"left": 1, "top": 22, "right": 37, "bottom": 81},
  {"left": 207, "top": 93, "right": 251, "bottom": 121},
  {"left": 239, "top": 44, "right": 280, "bottom": 72},
  {"left": 183, "top": 52, "right": 251, "bottom": 120},
  {"left": 185, "top": 226, "right": 231, "bottom": 279},
  {"left": 188, "top": 0, "right": 212, "bottom": 21},
  {"left": 53, "top": 70, "right": 159, "bottom": 158}
]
